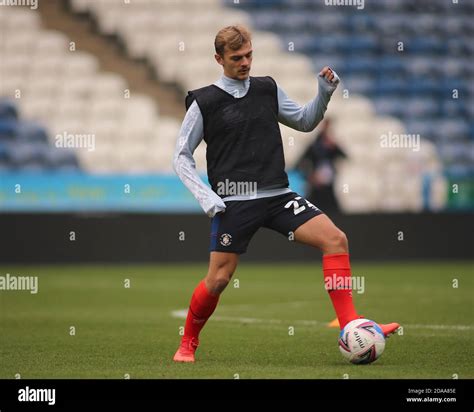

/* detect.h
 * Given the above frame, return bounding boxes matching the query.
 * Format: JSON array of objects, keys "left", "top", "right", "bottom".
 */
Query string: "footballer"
[{"left": 173, "top": 25, "right": 399, "bottom": 362}]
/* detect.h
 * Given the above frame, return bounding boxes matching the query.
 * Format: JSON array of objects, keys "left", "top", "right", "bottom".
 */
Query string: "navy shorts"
[{"left": 210, "top": 191, "right": 323, "bottom": 254}]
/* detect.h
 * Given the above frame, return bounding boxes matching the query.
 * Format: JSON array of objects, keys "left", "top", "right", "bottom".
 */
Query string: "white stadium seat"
[{"left": 63, "top": 52, "right": 100, "bottom": 77}]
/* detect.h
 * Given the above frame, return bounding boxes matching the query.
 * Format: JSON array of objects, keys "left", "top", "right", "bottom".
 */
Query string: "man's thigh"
[
  {"left": 263, "top": 192, "right": 323, "bottom": 238},
  {"left": 293, "top": 213, "right": 343, "bottom": 249},
  {"left": 209, "top": 199, "right": 266, "bottom": 254}
]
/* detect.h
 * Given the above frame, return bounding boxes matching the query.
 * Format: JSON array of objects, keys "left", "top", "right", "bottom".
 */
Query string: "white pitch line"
[{"left": 170, "top": 309, "right": 474, "bottom": 331}]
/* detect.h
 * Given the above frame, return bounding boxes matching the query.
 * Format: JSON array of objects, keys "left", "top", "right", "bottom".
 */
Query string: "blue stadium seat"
[
  {"left": 373, "top": 97, "right": 406, "bottom": 118},
  {"left": 0, "top": 99, "right": 18, "bottom": 121},
  {"left": 342, "top": 35, "right": 378, "bottom": 54},
  {"left": 377, "top": 57, "right": 406, "bottom": 75},
  {"left": 374, "top": 77, "right": 407, "bottom": 96},
  {"left": 438, "top": 141, "right": 473, "bottom": 164},
  {"left": 401, "top": 98, "right": 439, "bottom": 119},
  {"left": 252, "top": 11, "right": 282, "bottom": 32},
  {"left": 347, "top": 14, "right": 375, "bottom": 33},
  {"left": 318, "top": 36, "right": 349, "bottom": 54},
  {"left": 311, "top": 55, "right": 344, "bottom": 73},
  {"left": 44, "top": 147, "right": 81, "bottom": 171},
  {"left": 0, "top": 142, "right": 11, "bottom": 167},
  {"left": 344, "top": 57, "right": 375, "bottom": 75},
  {"left": 344, "top": 76, "right": 375, "bottom": 95},
  {"left": 405, "top": 119, "right": 435, "bottom": 140},
  {"left": 282, "top": 12, "right": 311, "bottom": 32},
  {"left": 469, "top": 123, "right": 474, "bottom": 141},
  {"left": 432, "top": 119, "right": 470, "bottom": 141},
  {"left": 283, "top": 0, "right": 326, "bottom": 8},
  {"left": 16, "top": 122, "right": 50, "bottom": 144},
  {"left": 441, "top": 100, "right": 468, "bottom": 118},
  {"left": 9, "top": 142, "right": 49, "bottom": 171},
  {"left": 0, "top": 120, "right": 18, "bottom": 141},
  {"left": 307, "top": 13, "right": 347, "bottom": 33},
  {"left": 408, "top": 37, "right": 447, "bottom": 55},
  {"left": 372, "top": 14, "right": 407, "bottom": 35},
  {"left": 441, "top": 79, "right": 468, "bottom": 97},
  {"left": 411, "top": 79, "right": 443, "bottom": 97}
]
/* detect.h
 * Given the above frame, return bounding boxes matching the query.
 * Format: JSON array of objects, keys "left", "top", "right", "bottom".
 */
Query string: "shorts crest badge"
[{"left": 220, "top": 233, "right": 232, "bottom": 247}]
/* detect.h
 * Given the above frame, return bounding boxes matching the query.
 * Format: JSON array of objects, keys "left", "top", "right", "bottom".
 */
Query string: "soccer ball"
[{"left": 338, "top": 318, "right": 385, "bottom": 364}]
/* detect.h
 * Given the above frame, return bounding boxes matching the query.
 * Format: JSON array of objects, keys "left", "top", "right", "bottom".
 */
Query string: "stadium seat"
[{"left": 0, "top": 99, "right": 19, "bottom": 121}]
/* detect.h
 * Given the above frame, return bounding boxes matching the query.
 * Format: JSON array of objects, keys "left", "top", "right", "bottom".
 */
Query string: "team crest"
[{"left": 220, "top": 233, "right": 232, "bottom": 247}]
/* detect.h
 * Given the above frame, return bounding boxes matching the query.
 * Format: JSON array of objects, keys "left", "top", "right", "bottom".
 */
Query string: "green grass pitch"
[{"left": 0, "top": 262, "right": 472, "bottom": 379}]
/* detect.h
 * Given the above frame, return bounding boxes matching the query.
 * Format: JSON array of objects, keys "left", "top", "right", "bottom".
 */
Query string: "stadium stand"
[
  {"left": 2, "top": 1, "right": 472, "bottom": 211},
  {"left": 67, "top": 0, "right": 453, "bottom": 211},
  {"left": 0, "top": 6, "right": 182, "bottom": 174}
]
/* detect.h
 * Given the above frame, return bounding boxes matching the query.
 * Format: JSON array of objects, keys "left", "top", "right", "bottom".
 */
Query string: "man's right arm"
[{"left": 173, "top": 100, "right": 226, "bottom": 217}]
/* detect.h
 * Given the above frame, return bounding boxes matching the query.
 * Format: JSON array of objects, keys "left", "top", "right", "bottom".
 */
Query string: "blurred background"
[{"left": 0, "top": 0, "right": 472, "bottom": 262}]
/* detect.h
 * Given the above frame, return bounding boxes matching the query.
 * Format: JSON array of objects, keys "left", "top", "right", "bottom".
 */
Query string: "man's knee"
[
  {"left": 206, "top": 256, "right": 238, "bottom": 294},
  {"left": 324, "top": 229, "right": 348, "bottom": 254}
]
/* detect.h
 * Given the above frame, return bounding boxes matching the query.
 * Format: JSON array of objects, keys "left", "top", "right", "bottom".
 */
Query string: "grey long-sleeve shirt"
[{"left": 173, "top": 72, "right": 339, "bottom": 217}]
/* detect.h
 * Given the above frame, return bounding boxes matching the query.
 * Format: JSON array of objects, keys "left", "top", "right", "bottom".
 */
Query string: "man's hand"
[
  {"left": 318, "top": 66, "right": 340, "bottom": 85},
  {"left": 204, "top": 193, "right": 226, "bottom": 217},
  {"left": 206, "top": 203, "right": 226, "bottom": 218}
]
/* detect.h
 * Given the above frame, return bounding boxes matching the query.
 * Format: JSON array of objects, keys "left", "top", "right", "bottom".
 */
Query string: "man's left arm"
[{"left": 277, "top": 66, "right": 340, "bottom": 132}]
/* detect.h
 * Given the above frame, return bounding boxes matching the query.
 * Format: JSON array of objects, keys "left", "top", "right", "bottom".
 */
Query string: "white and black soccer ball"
[{"left": 338, "top": 318, "right": 386, "bottom": 364}]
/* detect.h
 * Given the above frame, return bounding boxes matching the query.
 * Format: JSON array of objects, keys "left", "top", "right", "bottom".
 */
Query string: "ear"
[{"left": 215, "top": 53, "right": 224, "bottom": 66}]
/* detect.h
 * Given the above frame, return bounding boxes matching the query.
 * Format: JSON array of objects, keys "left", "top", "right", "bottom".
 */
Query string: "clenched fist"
[{"left": 319, "top": 66, "right": 340, "bottom": 85}]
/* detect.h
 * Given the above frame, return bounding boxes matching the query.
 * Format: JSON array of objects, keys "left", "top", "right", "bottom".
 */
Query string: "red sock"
[
  {"left": 183, "top": 280, "right": 219, "bottom": 340},
  {"left": 323, "top": 253, "right": 359, "bottom": 329}
]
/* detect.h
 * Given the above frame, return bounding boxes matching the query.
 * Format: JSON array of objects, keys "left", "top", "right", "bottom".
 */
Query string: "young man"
[{"left": 173, "top": 25, "right": 399, "bottom": 362}]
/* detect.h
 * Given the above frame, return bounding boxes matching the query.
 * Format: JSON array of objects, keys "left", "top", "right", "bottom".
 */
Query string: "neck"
[{"left": 222, "top": 73, "right": 249, "bottom": 83}]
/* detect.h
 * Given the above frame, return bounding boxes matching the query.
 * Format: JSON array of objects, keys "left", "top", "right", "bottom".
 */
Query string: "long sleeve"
[
  {"left": 173, "top": 101, "right": 226, "bottom": 217},
  {"left": 277, "top": 74, "right": 339, "bottom": 132}
]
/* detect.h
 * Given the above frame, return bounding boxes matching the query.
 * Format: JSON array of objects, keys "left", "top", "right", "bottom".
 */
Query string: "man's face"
[{"left": 215, "top": 42, "right": 253, "bottom": 81}]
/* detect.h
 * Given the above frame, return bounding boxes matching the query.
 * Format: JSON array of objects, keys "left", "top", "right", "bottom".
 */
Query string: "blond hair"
[{"left": 214, "top": 25, "right": 252, "bottom": 56}]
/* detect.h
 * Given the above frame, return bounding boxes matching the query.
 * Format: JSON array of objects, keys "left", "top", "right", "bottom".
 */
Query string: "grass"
[{"left": 0, "top": 261, "right": 473, "bottom": 379}]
